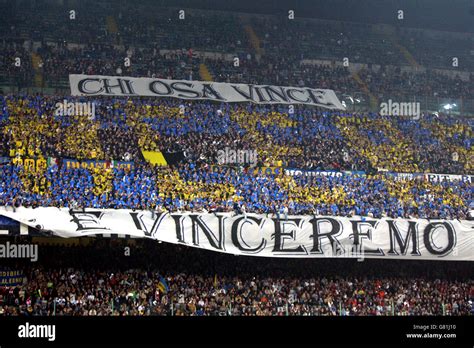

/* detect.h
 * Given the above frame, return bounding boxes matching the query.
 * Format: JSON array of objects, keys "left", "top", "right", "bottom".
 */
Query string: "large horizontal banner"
[
  {"left": 69, "top": 74, "right": 345, "bottom": 109},
  {"left": 1, "top": 207, "right": 472, "bottom": 261},
  {"left": 63, "top": 158, "right": 133, "bottom": 170},
  {"left": 388, "top": 172, "right": 474, "bottom": 184},
  {"left": 286, "top": 168, "right": 473, "bottom": 183},
  {"left": 0, "top": 270, "right": 25, "bottom": 287}
]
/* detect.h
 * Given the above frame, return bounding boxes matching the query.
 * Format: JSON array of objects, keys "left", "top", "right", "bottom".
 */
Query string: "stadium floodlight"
[{"left": 442, "top": 103, "right": 458, "bottom": 110}]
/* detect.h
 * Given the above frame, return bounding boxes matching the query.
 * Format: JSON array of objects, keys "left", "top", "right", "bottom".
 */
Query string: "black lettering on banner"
[
  {"left": 71, "top": 75, "right": 344, "bottom": 109},
  {"left": 387, "top": 220, "right": 421, "bottom": 256},
  {"left": 306, "top": 89, "right": 336, "bottom": 108},
  {"left": 263, "top": 86, "right": 290, "bottom": 103},
  {"left": 102, "top": 79, "right": 131, "bottom": 94},
  {"left": 230, "top": 85, "right": 256, "bottom": 101},
  {"left": 423, "top": 222, "right": 456, "bottom": 256},
  {"left": 189, "top": 214, "right": 225, "bottom": 250},
  {"left": 171, "top": 82, "right": 201, "bottom": 98},
  {"left": 306, "top": 88, "right": 324, "bottom": 105},
  {"left": 308, "top": 217, "right": 343, "bottom": 254},
  {"left": 271, "top": 218, "right": 306, "bottom": 254},
  {"left": 69, "top": 211, "right": 109, "bottom": 232},
  {"left": 78, "top": 78, "right": 103, "bottom": 94},
  {"left": 130, "top": 212, "right": 166, "bottom": 237},
  {"left": 286, "top": 88, "right": 311, "bottom": 103},
  {"left": 201, "top": 84, "right": 225, "bottom": 101},
  {"left": 123, "top": 79, "right": 136, "bottom": 94},
  {"left": 254, "top": 87, "right": 268, "bottom": 102},
  {"left": 149, "top": 80, "right": 173, "bottom": 95},
  {"left": 350, "top": 220, "right": 385, "bottom": 255},
  {"left": 170, "top": 214, "right": 185, "bottom": 243},
  {"left": 231, "top": 216, "right": 266, "bottom": 253}
]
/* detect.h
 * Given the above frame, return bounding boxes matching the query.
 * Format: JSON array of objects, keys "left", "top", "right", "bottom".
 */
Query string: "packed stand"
[
  {"left": 0, "top": 2, "right": 473, "bottom": 108},
  {"left": 359, "top": 67, "right": 474, "bottom": 100},
  {"left": 0, "top": 239, "right": 472, "bottom": 316},
  {"left": 0, "top": 95, "right": 472, "bottom": 219},
  {"left": 2, "top": 95, "right": 468, "bottom": 174}
]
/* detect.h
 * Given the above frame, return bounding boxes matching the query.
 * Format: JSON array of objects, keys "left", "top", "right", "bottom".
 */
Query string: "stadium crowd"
[
  {"left": 0, "top": 96, "right": 473, "bottom": 219},
  {"left": 0, "top": 1, "right": 472, "bottom": 320},
  {"left": 1, "top": 96, "right": 471, "bottom": 173},
  {"left": 358, "top": 67, "right": 474, "bottom": 100},
  {"left": 0, "top": 239, "right": 472, "bottom": 316},
  {"left": 1, "top": 2, "right": 474, "bottom": 106},
  {"left": 1, "top": 162, "right": 471, "bottom": 220},
  {"left": 0, "top": 95, "right": 471, "bottom": 219}
]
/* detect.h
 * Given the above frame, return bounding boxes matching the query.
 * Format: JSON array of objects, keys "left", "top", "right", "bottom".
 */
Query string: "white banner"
[
  {"left": 69, "top": 74, "right": 345, "bottom": 109},
  {"left": 389, "top": 172, "right": 473, "bottom": 183},
  {"left": 1, "top": 207, "right": 472, "bottom": 260},
  {"left": 285, "top": 169, "right": 345, "bottom": 177}
]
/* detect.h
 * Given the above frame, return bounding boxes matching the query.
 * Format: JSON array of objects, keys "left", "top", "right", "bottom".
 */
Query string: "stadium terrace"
[{"left": 0, "top": 0, "right": 472, "bottom": 327}]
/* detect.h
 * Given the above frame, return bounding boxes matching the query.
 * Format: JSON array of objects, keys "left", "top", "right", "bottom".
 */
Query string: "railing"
[{"left": 165, "top": 299, "right": 454, "bottom": 316}]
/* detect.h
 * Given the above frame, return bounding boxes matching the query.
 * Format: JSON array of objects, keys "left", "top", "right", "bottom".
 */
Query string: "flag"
[
  {"left": 142, "top": 150, "right": 167, "bottom": 166},
  {"left": 106, "top": 160, "right": 118, "bottom": 169},
  {"left": 188, "top": 48, "right": 198, "bottom": 59},
  {"left": 47, "top": 157, "right": 57, "bottom": 167},
  {"left": 214, "top": 274, "right": 218, "bottom": 288},
  {"left": 157, "top": 276, "right": 169, "bottom": 294}
]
